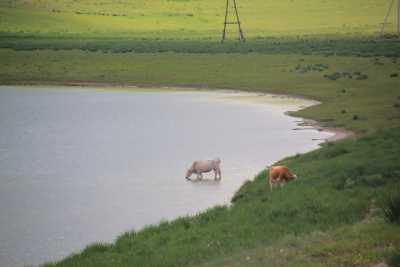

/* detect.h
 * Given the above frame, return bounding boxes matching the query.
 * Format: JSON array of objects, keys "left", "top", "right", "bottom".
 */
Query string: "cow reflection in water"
[{"left": 185, "top": 158, "right": 222, "bottom": 181}]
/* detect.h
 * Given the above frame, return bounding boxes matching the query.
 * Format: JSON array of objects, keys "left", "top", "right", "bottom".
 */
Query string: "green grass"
[
  {"left": 197, "top": 220, "right": 400, "bottom": 267},
  {"left": 1, "top": 36, "right": 400, "bottom": 56},
  {"left": 381, "top": 187, "right": 400, "bottom": 224},
  {"left": 1, "top": 0, "right": 400, "bottom": 55},
  {"left": 0, "top": 0, "right": 398, "bottom": 38},
  {"left": 1, "top": 1, "right": 400, "bottom": 266}
]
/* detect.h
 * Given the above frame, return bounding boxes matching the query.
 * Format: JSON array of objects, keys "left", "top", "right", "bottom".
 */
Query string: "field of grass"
[
  {"left": 198, "top": 219, "right": 400, "bottom": 267},
  {"left": 0, "top": 0, "right": 398, "bottom": 39},
  {"left": 1, "top": 36, "right": 400, "bottom": 57},
  {"left": 1, "top": 0, "right": 400, "bottom": 266},
  {"left": 1, "top": 0, "right": 400, "bottom": 56}
]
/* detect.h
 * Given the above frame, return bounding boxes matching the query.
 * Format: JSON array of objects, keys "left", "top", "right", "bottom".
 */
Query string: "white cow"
[{"left": 185, "top": 158, "right": 222, "bottom": 181}]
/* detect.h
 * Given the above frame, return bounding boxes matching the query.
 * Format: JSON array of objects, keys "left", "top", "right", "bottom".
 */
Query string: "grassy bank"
[
  {"left": 1, "top": 1, "right": 400, "bottom": 265},
  {"left": 198, "top": 219, "right": 400, "bottom": 267}
]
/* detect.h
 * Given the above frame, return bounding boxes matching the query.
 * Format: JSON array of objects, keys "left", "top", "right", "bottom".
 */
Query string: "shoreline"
[
  {"left": 297, "top": 119, "right": 355, "bottom": 142},
  {"left": 1, "top": 82, "right": 338, "bottom": 267},
  {"left": 0, "top": 83, "right": 367, "bottom": 267},
  {"left": 0, "top": 82, "right": 355, "bottom": 143}
]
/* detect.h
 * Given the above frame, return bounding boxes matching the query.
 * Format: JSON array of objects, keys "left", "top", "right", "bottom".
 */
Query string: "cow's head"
[
  {"left": 185, "top": 168, "right": 194, "bottom": 180},
  {"left": 286, "top": 173, "right": 297, "bottom": 182}
]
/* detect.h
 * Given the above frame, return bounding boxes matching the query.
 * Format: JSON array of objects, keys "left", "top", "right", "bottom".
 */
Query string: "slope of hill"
[{"left": 0, "top": 0, "right": 397, "bottom": 39}]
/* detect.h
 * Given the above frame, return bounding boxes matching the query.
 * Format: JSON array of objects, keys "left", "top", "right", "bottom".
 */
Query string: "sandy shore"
[
  {"left": 209, "top": 91, "right": 355, "bottom": 143},
  {"left": 295, "top": 119, "right": 355, "bottom": 142}
]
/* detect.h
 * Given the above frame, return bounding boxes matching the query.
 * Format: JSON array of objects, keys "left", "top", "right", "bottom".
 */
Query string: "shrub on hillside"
[
  {"left": 381, "top": 187, "right": 400, "bottom": 224},
  {"left": 388, "top": 251, "right": 400, "bottom": 267}
]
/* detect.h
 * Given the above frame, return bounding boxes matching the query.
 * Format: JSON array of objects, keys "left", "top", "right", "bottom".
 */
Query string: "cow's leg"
[
  {"left": 269, "top": 168, "right": 275, "bottom": 191},
  {"left": 213, "top": 168, "right": 222, "bottom": 180},
  {"left": 276, "top": 173, "right": 285, "bottom": 189},
  {"left": 270, "top": 180, "right": 279, "bottom": 191},
  {"left": 269, "top": 177, "right": 275, "bottom": 191}
]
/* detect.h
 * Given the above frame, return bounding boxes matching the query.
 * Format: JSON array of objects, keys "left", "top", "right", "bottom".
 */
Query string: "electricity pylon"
[
  {"left": 221, "top": 0, "right": 245, "bottom": 42},
  {"left": 380, "top": 0, "right": 400, "bottom": 36}
]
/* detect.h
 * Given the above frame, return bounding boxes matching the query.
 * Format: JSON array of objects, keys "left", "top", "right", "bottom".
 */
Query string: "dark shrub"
[
  {"left": 81, "top": 243, "right": 112, "bottom": 256},
  {"left": 387, "top": 251, "right": 400, "bottom": 267},
  {"left": 325, "top": 146, "right": 350, "bottom": 158},
  {"left": 381, "top": 187, "right": 400, "bottom": 224},
  {"left": 360, "top": 174, "right": 385, "bottom": 187},
  {"left": 355, "top": 74, "right": 368, "bottom": 80}
]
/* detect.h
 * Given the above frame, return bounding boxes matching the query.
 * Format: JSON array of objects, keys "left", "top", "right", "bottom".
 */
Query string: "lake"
[{"left": 0, "top": 86, "right": 332, "bottom": 267}]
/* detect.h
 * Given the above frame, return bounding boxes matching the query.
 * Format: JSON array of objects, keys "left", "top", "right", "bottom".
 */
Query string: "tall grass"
[
  {"left": 381, "top": 187, "right": 400, "bottom": 224},
  {"left": 0, "top": 36, "right": 399, "bottom": 56}
]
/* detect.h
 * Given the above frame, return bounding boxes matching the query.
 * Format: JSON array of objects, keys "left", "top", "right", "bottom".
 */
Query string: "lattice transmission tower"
[
  {"left": 380, "top": 0, "right": 400, "bottom": 36},
  {"left": 221, "top": 0, "right": 245, "bottom": 42}
]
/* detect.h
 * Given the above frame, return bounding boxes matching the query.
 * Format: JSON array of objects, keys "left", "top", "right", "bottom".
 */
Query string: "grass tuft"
[{"left": 381, "top": 187, "right": 400, "bottom": 224}]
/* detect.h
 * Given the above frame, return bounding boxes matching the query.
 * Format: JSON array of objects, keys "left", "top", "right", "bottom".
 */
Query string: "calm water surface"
[{"left": 0, "top": 86, "right": 332, "bottom": 267}]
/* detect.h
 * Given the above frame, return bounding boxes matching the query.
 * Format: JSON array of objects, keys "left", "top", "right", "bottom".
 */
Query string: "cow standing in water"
[
  {"left": 185, "top": 158, "right": 222, "bottom": 181},
  {"left": 268, "top": 165, "right": 297, "bottom": 191}
]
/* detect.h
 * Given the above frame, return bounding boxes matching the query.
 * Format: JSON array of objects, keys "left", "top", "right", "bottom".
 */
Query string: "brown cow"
[{"left": 268, "top": 165, "right": 297, "bottom": 191}]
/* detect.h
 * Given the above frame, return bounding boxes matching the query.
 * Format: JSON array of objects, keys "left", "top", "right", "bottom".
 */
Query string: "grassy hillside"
[
  {"left": 1, "top": 0, "right": 400, "bottom": 54},
  {"left": 198, "top": 219, "right": 400, "bottom": 267},
  {"left": 0, "top": 0, "right": 398, "bottom": 39},
  {"left": 1, "top": 1, "right": 400, "bottom": 266}
]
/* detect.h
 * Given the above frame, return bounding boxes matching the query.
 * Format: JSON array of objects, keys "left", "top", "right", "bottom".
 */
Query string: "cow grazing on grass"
[
  {"left": 185, "top": 158, "right": 222, "bottom": 181},
  {"left": 268, "top": 165, "right": 297, "bottom": 191}
]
